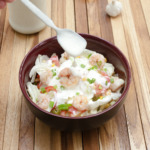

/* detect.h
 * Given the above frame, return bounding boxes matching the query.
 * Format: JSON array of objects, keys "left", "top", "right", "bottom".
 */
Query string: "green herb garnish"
[
  {"left": 87, "top": 78, "right": 96, "bottom": 84},
  {"left": 80, "top": 64, "right": 85, "bottom": 68},
  {"left": 60, "top": 85, "right": 65, "bottom": 90},
  {"left": 58, "top": 104, "right": 72, "bottom": 110},
  {"left": 54, "top": 85, "right": 57, "bottom": 89},
  {"left": 87, "top": 53, "right": 92, "bottom": 59},
  {"left": 76, "top": 92, "right": 80, "bottom": 95},
  {"left": 88, "top": 65, "right": 98, "bottom": 71},
  {"left": 99, "top": 86, "right": 103, "bottom": 90},
  {"left": 97, "top": 61, "right": 102, "bottom": 67},
  {"left": 104, "top": 68, "right": 107, "bottom": 72},
  {"left": 49, "top": 101, "right": 54, "bottom": 108},
  {"left": 105, "top": 80, "right": 108, "bottom": 85},
  {"left": 52, "top": 69, "right": 56, "bottom": 76},
  {"left": 40, "top": 87, "right": 46, "bottom": 93},
  {"left": 110, "top": 78, "right": 114, "bottom": 83}
]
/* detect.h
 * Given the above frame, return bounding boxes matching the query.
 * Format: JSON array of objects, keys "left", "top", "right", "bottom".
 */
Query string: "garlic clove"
[{"left": 106, "top": 0, "right": 122, "bottom": 17}]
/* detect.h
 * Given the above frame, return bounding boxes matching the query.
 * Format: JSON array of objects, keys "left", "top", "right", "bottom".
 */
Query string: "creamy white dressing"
[{"left": 87, "top": 70, "right": 110, "bottom": 88}]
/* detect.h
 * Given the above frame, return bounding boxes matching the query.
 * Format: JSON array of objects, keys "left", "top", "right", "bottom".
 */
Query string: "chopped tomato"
[
  {"left": 50, "top": 55, "right": 60, "bottom": 66},
  {"left": 60, "top": 110, "right": 67, "bottom": 116},
  {"left": 68, "top": 106, "right": 77, "bottom": 114},
  {"left": 37, "top": 82, "right": 42, "bottom": 89},
  {"left": 45, "top": 86, "right": 57, "bottom": 92},
  {"left": 36, "top": 74, "right": 40, "bottom": 78}
]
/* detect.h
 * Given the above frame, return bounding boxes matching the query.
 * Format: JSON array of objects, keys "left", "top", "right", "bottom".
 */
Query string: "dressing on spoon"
[{"left": 21, "top": 0, "right": 87, "bottom": 57}]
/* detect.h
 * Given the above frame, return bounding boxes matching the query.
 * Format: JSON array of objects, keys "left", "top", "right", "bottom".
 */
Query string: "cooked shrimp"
[
  {"left": 37, "top": 94, "right": 50, "bottom": 109},
  {"left": 72, "top": 95, "right": 88, "bottom": 111},
  {"left": 59, "top": 68, "right": 72, "bottom": 78},
  {"left": 89, "top": 53, "right": 106, "bottom": 68},
  {"left": 59, "top": 68, "right": 80, "bottom": 88}
]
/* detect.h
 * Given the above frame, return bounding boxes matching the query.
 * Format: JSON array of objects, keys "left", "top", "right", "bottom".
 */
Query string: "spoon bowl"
[{"left": 21, "top": 0, "right": 87, "bottom": 57}]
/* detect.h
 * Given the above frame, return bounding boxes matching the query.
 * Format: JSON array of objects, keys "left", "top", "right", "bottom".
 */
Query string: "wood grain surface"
[{"left": 0, "top": 0, "right": 150, "bottom": 150}]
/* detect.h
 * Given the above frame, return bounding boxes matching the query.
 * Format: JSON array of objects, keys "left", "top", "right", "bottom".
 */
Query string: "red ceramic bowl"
[{"left": 19, "top": 34, "right": 131, "bottom": 130}]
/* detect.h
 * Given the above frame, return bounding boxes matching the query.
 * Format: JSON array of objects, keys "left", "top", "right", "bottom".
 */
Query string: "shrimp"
[
  {"left": 59, "top": 68, "right": 80, "bottom": 88},
  {"left": 89, "top": 53, "right": 106, "bottom": 68},
  {"left": 72, "top": 95, "right": 88, "bottom": 111},
  {"left": 37, "top": 94, "right": 50, "bottom": 110}
]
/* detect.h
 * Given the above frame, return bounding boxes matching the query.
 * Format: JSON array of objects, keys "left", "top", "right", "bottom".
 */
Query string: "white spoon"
[{"left": 21, "top": 0, "right": 87, "bottom": 57}]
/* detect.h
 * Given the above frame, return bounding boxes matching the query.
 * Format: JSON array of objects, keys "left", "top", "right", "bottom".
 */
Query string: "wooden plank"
[
  {"left": 83, "top": 129, "right": 99, "bottom": 150},
  {"left": 74, "top": 0, "right": 88, "bottom": 33},
  {"left": 0, "top": 11, "right": 16, "bottom": 150},
  {"left": 19, "top": 98, "right": 35, "bottom": 150},
  {"left": 86, "top": 0, "right": 101, "bottom": 36},
  {"left": 85, "top": 0, "right": 130, "bottom": 149},
  {"left": 99, "top": 110, "right": 130, "bottom": 150},
  {"left": 97, "top": 0, "right": 113, "bottom": 43},
  {"left": 75, "top": 1, "right": 100, "bottom": 150},
  {"left": 34, "top": 1, "right": 52, "bottom": 150},
  {"left": 140, "top": 0, "right": 150, "bottom": 35},
  {"left": 0, "top": 8, "right": 6, "bottom": 51},
  {"left": 72, "top": 131, "right": 83, "bottom": 150},
  {"left": 2, "top": 31, "right": 26, "bottom": 150},
  {"left": 109, "top": 0, "right": 147, "bottom": 149},
  {"left": 120, "top": 0, "right": 150, "bottom": 149},
  {"left": 19, "top": 34, "right": 38, "bottom": 150}
]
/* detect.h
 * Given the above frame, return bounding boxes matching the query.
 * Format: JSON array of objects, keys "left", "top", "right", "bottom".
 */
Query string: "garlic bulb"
[{"left": 106, "top": 0, "right": 122, "bottom": 17}]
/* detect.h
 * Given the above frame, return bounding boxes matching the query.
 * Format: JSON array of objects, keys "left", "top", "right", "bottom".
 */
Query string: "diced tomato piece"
[
  {"left": 45, "top": 86, "right": 57, "bottom": 92},
  {"left": 101, "top": 71, "right": 108, "bottom": 76},
  {"left": 50, "top": 55, "right": 60, "bottom": 66},
  {"left": 36, "top": 74, "right": 40, "bottom": 78},
  {"left": 37, "top": 82, "right": 42, "bottom": 89},
  {"left": 68, "top": 106, "right": 77, "bottom": 114},
  {"left": 60, "top": 110, "right": 67, "bottom": 116}
]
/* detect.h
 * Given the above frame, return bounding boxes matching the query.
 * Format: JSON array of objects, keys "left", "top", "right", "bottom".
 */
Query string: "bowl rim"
[{"left": 19, "top": 33, "right": 131, "bottom": 120}]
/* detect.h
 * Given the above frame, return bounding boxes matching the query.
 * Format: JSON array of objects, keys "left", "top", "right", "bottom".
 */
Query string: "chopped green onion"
[
  {"left": 36, "top": 98, "right": 38, "bottom": 102},
  {"left": 99, "top": 86, "right": 103, "bottom": 90},
  {"left": 76, "top": 92, "right": 80, "bottom": 95},
  {"left": 105, "top": 80, "right": 108, "bottom": 86},
  {"left": 87, "top": 78, "right": 96, "bottom": 84},
  {"left": 80, "top": 64, "right": 85, "bottom": 68},
  {"left": 56, "top": 77, "right": 60, "bottom": 80},
  {"left": 49, "top": 101, "right": 54, "bottom": 108},
  {"left": 104, "top": 68, "right": 107, "bottom": 72},
  {"left": 110, "top": 78, "right": 114, "bottom": 83},
  {"left": 87, "top": 53, "right": 92, "bottom": 59},
  {"left": 40, "top": 87, "right": 46, "bottom": 93},
  {"left": 98, "top": 61, "right": 102, "bottom": 67},
  {"left": 60, "top": 85, "right": 65, "bottom": 90},
  {"left": 52, "top": 69, "right": 56, "bottom": 76},
  {"left": 88, "top": 65, "right": 98, "bottom": 71},
  {"left": 54, "top": 85, "right": 57, "bottom": 89},
  {"left": 51, "top": 109, "right": 60, "bottom": 114},
  {"left": 58, "top": 104, "right": 72, "bottom": 110}
]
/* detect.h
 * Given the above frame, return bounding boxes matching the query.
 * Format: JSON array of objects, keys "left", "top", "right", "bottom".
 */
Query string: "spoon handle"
[{"left": 21, "top": 0, "right": 58, "bottom": 30}]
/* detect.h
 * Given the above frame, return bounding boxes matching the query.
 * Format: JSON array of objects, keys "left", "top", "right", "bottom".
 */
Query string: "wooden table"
[{"left": 0, "top": 0, "right": 150, "bottom": 149}]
